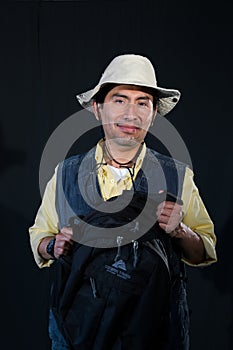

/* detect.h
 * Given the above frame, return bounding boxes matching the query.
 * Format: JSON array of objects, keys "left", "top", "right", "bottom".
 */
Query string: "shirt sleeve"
[
  {"left": 181, "top": 167, "right": 217, "bottom": 266},
  {"left": 29, "top": 167, "right": 59, "bottom": 268}
]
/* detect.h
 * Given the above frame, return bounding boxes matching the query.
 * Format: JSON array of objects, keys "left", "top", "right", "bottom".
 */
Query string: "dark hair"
[
  {"left": 94, "top": 83, "right": 118, "bottom": 104},
  {"left": 94, "top": 83, "right": 159, "bottom": 110}
]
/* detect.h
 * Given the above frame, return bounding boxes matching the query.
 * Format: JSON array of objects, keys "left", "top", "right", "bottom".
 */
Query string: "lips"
[{"left": 116, "top": 123, "right": 140, "bottom": 133}]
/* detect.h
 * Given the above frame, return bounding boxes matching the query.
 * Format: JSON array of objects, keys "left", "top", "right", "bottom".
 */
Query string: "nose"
[{"left": 124, "top": 103, "right": 138, "bottom": 119}]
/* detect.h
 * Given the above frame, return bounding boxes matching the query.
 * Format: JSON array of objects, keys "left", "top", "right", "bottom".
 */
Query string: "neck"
[{"left": 103, "top": 139, "right": 143, "bottom": 168}]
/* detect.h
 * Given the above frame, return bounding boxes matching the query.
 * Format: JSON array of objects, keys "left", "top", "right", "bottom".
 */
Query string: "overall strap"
[
  {"left": 134, "top": 148, "right": 186, "bottom": 199},
  {"left": 55, "top": 147, "right": 99, "bottom": 230}
]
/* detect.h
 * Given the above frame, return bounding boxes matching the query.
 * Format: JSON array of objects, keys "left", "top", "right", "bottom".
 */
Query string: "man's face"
[{"left": 93, "top": 84, "right": 156, "bottom": 149}]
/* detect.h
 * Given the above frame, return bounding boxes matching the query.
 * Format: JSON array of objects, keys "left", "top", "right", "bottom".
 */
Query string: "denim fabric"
[
  {"left": 56, "top": 146, "right": 187, "bottom": 230},
  {"left": 49, "top": 309, "right": 70, "bottom": 350}
]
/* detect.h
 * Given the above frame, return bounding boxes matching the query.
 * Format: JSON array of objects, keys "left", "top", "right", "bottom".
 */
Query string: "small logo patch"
[
  {"left": 112, "top": 259, "right": 127, "bottom": 271},
  {"left": 105, "top": 259, "right": 131, "bottom": 280}
]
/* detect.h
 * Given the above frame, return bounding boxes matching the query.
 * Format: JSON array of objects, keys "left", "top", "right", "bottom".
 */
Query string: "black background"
[{"left": 0, "top": 1, "right": 232, "bottom": 349}]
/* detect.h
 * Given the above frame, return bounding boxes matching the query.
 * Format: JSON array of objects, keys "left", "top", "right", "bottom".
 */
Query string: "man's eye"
[
  {"left": 138, "top": 102, "right": 148, "bottom": 107},
  {"left": 114, "top": 99, "right": 124, "bottom": 104}
]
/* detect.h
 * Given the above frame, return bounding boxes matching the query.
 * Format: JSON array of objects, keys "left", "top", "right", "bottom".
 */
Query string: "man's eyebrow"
[
  {"left": 137, "top": 96, "right": 151, "bottom": 101},
  {"left": 112, "top": 93, "right": 129, "bottom": 99},
  {"left": 112, "top": 93, "right": 151, "bottom": 100}
]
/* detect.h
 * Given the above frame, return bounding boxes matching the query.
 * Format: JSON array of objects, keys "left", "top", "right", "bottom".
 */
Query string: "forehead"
[{"left": 105, "top": 84, "right": 154, "bottom": 99}]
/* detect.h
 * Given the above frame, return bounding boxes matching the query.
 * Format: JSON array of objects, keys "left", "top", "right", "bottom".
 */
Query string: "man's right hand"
[
  {"left": 53, "top": 226, "right": 74, "bottom": 259},
  {"left": 38, "top": 226, "right": 74, "bottom": 260}
]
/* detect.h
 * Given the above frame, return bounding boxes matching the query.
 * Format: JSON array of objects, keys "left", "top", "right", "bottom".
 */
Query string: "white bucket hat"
[{"left": 76, "top": 54, "right": 181, "bottom": 116}]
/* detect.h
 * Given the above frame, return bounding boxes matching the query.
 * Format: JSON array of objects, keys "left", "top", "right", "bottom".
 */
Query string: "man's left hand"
[{"left": 156, "top": 200, "right": 183, "bottom": 236}]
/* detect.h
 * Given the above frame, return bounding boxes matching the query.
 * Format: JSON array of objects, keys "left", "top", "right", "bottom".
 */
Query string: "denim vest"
[
  {"left": 54, "top": 146, "right": 190, "bottom": 350},
  {"left": 55, "top": 146, "right": 187, "bottom": 230}
]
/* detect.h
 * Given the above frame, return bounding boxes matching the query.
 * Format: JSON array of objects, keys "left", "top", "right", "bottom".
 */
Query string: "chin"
[{"left": 113, "top": 137, "right": 141, "bottom": 148}]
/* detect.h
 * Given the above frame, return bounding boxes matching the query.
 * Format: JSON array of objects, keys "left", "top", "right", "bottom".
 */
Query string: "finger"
[
  {"left": 157, "top": 209, "right": 179, "bottom": 222},
  {"left": 159, "top": 209, "right": 182, "bottom": 219},
  {"left": 161, "top": 202, "right": 182, "bottom": 210},
  {"left": 158, "top": 222, "right": 177, "bottom": 234},
  {"left": 54, "top": 240, "right": 74, "bottom": 257},
  {"left": 157, "top": 202, "right": 179, "bottom": 214},
  {"left": 156, "top": 202, "right": 165, "bottom": 217},
  {"left": 60, "top": 227, "right": 74, "bottom": 241},
  {"left": 61, "top": 226, "right": 73, "bottom": 235},
  {"left": 158, "top": 222, "right": 171, "bottom": 233},
  {"left": 55, "top": 238, "right": 73, "bottom": 248},
  {"left": 158, "top": 211, "right": 181, "bottom": 224},
  {"left": 158, "top": 202, "right": 182, "bottom": 215},
  {"left": 56, "top": 232, "right": 74, "bottom": 245},
  {"left": 54, "top": 246, "right": 72, "bottom": 258},
  {"left": 157, "top": 214, "right": 170, "bottom": 224}
]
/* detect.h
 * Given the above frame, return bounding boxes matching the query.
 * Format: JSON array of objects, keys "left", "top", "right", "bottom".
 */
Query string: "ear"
[{"left": 92, "top": 101, "right": 101, "bottom": 121}]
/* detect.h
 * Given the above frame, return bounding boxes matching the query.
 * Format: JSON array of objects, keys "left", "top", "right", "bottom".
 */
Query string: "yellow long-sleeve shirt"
[{"left": 29, "top": 142, "right": 217, "bottom": 268}]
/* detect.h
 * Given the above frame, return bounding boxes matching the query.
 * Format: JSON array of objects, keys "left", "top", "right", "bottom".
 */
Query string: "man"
[{"left": 29, "top": 54, "right": 217, "bottom": 349}]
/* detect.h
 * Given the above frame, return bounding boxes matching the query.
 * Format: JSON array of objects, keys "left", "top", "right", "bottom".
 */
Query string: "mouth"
[{"left": 115, "top": 123, "right": 140, "bottom": 133}]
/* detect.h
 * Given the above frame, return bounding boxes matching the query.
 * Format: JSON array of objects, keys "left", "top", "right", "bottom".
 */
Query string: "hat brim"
[{"left": 76, "top": 82, "right": 181, "bottom": 116}]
